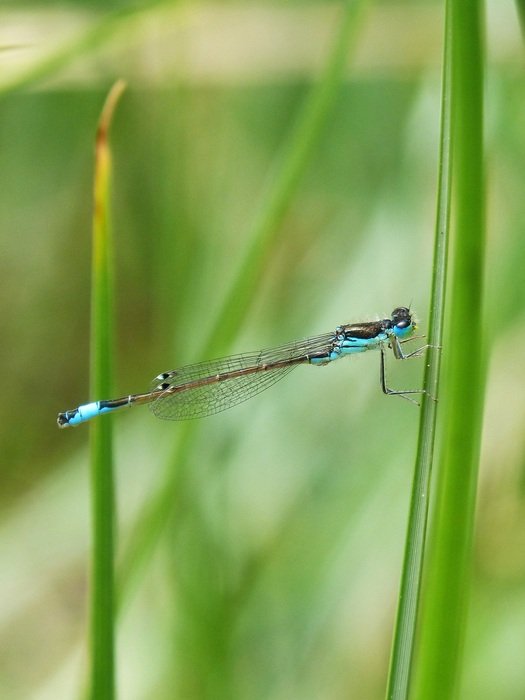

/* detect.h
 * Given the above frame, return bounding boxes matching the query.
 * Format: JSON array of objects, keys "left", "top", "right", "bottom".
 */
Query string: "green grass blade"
[
  {"left": 412, "top": 1, "right": 486, "bottom": 697},
  {"left": 385, "top": 6, "right": 453, "bottom": 699},
  {"left": 87, "top": 80, "right": 126, "bottom": 700},
  {"left": 204, "top": 0, "right": 368, "bottom": 348},
  {"left": 116, "top": 0, "right": 369, "bottom": 610}
]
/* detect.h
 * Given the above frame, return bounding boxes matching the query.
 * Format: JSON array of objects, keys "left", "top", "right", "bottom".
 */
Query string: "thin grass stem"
[{"left": 87, "top": 80, "right": 126, "bottom": 700}]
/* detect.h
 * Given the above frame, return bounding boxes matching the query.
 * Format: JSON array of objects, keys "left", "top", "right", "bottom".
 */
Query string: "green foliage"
[{"left": 1, "top": 3, "right": 524, "bottom": 700}]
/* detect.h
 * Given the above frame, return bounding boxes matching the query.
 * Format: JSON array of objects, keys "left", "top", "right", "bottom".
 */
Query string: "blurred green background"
[{"left": 1, "top": 1, "right": 525, "bottom": 698}]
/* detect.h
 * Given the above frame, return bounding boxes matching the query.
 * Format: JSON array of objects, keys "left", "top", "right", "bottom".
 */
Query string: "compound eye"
[{"left": 391, "top": 306, "right": 411, "bottom": 328}]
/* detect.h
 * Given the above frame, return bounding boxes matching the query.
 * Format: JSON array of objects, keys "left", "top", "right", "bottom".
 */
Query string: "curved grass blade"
[
  {"left": 116, "top": 0, "right": 370, "bottom": 611},
  {"left": 0, "top": 2, "right": 167, "bottom": 98},
  {"left": 385, "top": 4, "right": 453, "bottom": 698}
]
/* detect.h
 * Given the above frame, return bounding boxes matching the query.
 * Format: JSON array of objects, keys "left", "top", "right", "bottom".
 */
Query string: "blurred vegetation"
[{"left": 1, "top": 1, "right": 525, "bottom": 699}]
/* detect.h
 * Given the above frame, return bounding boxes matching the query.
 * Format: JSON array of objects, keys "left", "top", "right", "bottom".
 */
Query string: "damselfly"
[{"left": 57, "top": 306, "right": 429, "bottom": 428}]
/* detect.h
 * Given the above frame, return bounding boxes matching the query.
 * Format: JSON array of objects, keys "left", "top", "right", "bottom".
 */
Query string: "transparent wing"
[{"left": 149, "top": 331, "right": 336, "bottom": 421}]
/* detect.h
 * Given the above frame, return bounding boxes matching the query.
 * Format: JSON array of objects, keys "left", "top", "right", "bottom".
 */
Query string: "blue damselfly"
[{"left": 57, "top": 306, "right": 429, "bottom": 428}]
